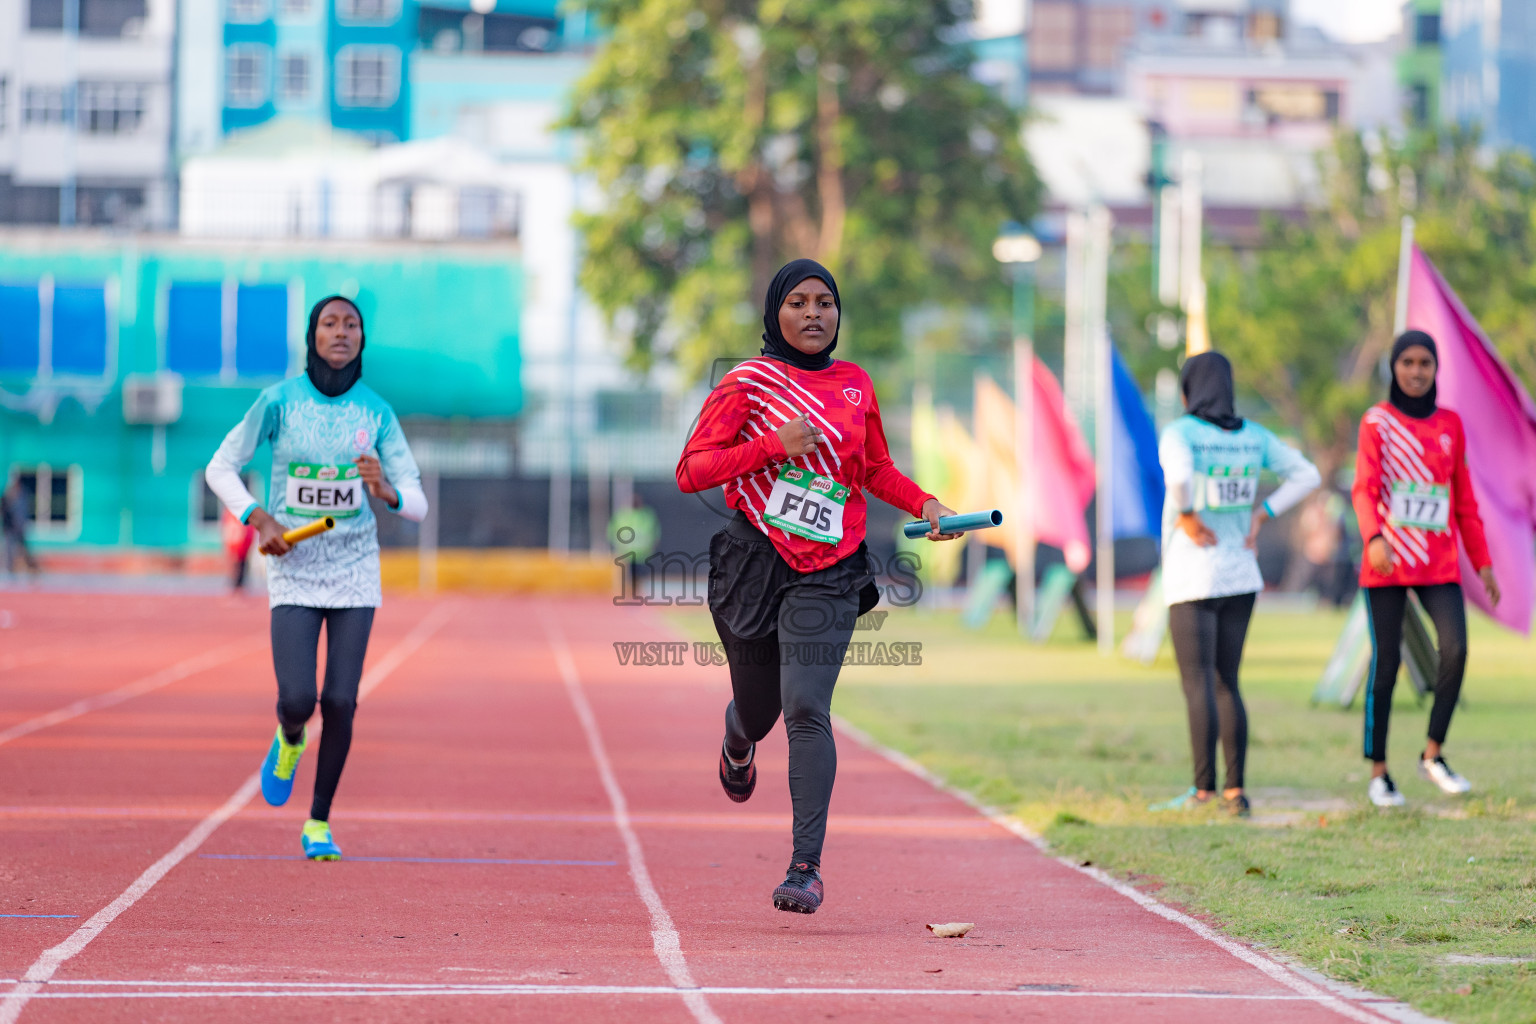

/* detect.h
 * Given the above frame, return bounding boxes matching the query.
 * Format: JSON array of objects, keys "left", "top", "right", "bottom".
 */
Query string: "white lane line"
[
  {"left": 0, "top": 606, "right": 453, "bottom": 1024},
  {"left": 830, "top": 716, "right": 1417, "bottom": 1024},
  {"left": 17, "top": 985, "right": 1325, "bottom": 1002},
  {"left": 540, "top": 611, "right": 722, "bottom": 1024},
  {"left": 0, "top": 639, "right": 257, "bottom": 749}
]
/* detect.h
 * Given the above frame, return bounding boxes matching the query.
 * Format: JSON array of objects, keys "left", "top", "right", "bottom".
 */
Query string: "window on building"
[
  {"left": 29, "top": 0, "right": 63, "bottom": 29},
  {"left": 278, "top": 0, "right": 312, "bottom": 17},
  {"left": 78, "top": 82, "right": 146, "bottom": 134},
  {"left": 0, "top": 284, "right": 41, "bottom": 374},
  {"left": 75, "top": 184, "right": 145, "bottom": 227},
  {"left": 1410, "top": 83, "right": 1431, "bottom": 125},
  {"left": 23, "top": 86, "right": 71, "bottom": 127},
  {"left": 11, "top": 465, "right": 81, "bottom": 534},
  {"left": 1416, "top": 13, "right": 1441, "bottom": 46},
  {"left": 335, "top": 46, "right": 400, "bottom": 107},
  {"left": 277, "top": 53, "right": 311, "bottom": 102},
  {"left": 1084, "top": 7, "right": 1136, "bottom": 71},
  {"left": 226, "top": 0, "right": 269, "bottom": 23},
  {"left": 51, "top": 284, "right": 109, "bottom": 375},
  {"left": 166, "top": 282, "right": 224, "bottom": 377},
  {"left": 226, "top": 45, "right": 270, "bottom": 108},
  {"left": 337, "top": 0, "right": 400, "bottom": 24},
  {"left": 1028, "top": 2, "right": 1080, "bottom": 74},
  {"left": 165, "top": 282, "right": 290, "bottom": 379},
  {"left": 234, "top": 284, "right": 290, "bottom": 376},
  {"left": 81, "top": 0, "right": 147, "bottom": 37}
]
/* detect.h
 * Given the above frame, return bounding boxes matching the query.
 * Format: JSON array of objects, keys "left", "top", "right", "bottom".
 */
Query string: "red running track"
[{"left": 0, "top": 592, "right": 1412, "bottom": 1023}]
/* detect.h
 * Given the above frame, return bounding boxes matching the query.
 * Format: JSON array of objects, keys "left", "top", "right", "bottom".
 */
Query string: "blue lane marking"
[
  {"left": 0, "top": 914, "right": 78, "bottom": 919},
  {"left": 199, "top": 855, "right": 617, "bottom": 866}
]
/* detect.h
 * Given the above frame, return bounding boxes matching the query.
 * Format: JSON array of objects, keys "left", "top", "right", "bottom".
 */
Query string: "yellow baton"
[{"left": 281, "top": 517, "right": 335, "bottom": 544}]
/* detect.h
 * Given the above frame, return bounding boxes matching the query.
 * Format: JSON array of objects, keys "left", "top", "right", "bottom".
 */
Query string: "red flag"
[{"left": 1406, "top": 246, "right": 1536, "bottom": 633}]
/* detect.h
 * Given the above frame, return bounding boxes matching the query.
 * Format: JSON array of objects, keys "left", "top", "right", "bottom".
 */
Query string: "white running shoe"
[
  {"left": 1419, "top": 754, "right": 1472, "bottom": 794},
  {"left": 1368, "top": 774, "right": 1406, "bottom": 807}
]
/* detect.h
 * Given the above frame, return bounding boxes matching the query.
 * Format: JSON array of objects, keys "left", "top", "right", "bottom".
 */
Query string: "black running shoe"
[
  {"left": 718, "top": 743, "right": 756, "bottom": 803},
  {"left": 772, "top": 862, "right": 823, "bottom": 914},
  {"left": 1222, "top": 793, "right": 1251, "bottom": 818}
]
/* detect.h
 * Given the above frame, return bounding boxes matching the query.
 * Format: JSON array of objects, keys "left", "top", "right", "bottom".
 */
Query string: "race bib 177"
[
  {"left": 762, "top": 466, "right": 848, "bottom": 544},
  {"left": 1389, "top": 481, "right": 1450, "bottom": 532},
  {"left": 285, "top": 462, "right": 363, "bottom": 519},
  {"left": 1202, "top": 465, "right": 1258, "bottom": 512}
]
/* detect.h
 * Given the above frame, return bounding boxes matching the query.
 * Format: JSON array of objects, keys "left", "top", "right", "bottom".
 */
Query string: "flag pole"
[
  {"left": 1394, "top": 215, "right": 1415, "bottom": 336},
  {"left": 1089, "top": 205, "right": 1115, "bottom": 655}
]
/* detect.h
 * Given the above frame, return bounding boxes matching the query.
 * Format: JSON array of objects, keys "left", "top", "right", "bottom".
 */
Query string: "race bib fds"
[
  {"left": 1203, "top": 465, "right": 1258, "bottom": 512},
  {"left": 1389, "top": 481, "right": 1450, "bottom": 532},
  {"left": 285, "top": 462, "right": 363, "bottom": 519},
  {"left": 762, "top": 466, "right": 848, "bottom": 544}
]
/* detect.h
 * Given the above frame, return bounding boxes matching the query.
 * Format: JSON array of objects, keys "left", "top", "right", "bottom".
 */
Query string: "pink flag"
[
  {"left": 1406, "top": 246, "right": 1536, "bottom": 633},
  {"left": 1029, "top": 358, "right": 1097, "bottom": 572}
]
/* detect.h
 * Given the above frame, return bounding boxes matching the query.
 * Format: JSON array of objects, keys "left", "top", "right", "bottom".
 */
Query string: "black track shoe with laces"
[
  {"left": 718, "top": 743, "right": 756, "bottom": 803},
  {"left": 773, "top": 862, "right": 824, "bottom": 914}
]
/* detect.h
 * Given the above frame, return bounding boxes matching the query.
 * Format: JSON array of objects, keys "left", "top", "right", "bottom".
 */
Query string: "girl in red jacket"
[
  {"left": 677, "top": 258, "right": 959, "bottom": 914},
  {"left": 1351, "top": 330, "right": 1500, "bottom": 807}
]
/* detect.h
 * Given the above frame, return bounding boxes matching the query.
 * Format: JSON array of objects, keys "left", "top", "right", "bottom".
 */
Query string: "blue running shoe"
[
  {"left": 260, "top": 726, "right": 306, "bottom": 807},
  {"left": 1147, "top": 787, "right": 1211, "bottom": 812},
  {"left": 301, "top": 819, "right": 341, "bottom": 861}
]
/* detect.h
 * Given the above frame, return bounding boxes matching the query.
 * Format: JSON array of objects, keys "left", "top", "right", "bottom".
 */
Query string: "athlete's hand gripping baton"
[
  {"left": 902, "top": 509, "right": 1003, "bottom": 539},
  {"left": 281, "top": 517, "right": 336, "bottom": 545}
]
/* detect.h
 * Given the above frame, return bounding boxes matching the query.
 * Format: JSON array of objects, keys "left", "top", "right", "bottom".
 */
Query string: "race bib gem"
[
  {"left": 762, "top": 466, "right": 849, "bottom": 544},
  {"left": 1202, "top": 465, "right": 1258, "bottom": 512},
  {"left": 285, "top": 462, "right": 363, "bottom": 519},
  {"left": 1389, "top": 481, "right": 1450, "bottom": 532}
]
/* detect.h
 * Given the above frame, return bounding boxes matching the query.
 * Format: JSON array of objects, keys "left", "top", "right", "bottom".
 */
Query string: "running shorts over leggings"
[{"left": 708, "top": 512, "right": 877, "bottom": 867}]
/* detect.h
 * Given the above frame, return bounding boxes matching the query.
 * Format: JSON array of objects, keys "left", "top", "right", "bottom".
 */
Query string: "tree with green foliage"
[{"left": 564, "top": 0, "right": 1040, "bottom": 378}]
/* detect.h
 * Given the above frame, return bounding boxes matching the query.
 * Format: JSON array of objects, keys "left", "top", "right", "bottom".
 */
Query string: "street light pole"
[
  {"left": 1011, "top": 260, "right": 1036, "bottom": 639},
  {"left": 993, "top": 228, "right": 1042, "bottom": 641}
]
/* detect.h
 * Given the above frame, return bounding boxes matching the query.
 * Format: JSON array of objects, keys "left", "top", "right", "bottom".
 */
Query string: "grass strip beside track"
[{"left": 668, "top": 603, "right": 1536, "bottom": 1024}]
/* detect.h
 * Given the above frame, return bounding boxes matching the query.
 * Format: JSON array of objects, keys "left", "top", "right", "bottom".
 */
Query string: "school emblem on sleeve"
[
  {"left": 1440, "top": 434, "right": 1452, "bottom": 454},
  {"left": 353, "top": 428, "right": 371, "bottom": 452},
  {"left": 843, "top": 387, "right": 862, "bottom": 406}
]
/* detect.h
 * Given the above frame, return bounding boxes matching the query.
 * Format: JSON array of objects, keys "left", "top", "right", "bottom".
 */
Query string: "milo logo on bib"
[
  {"left": 285, "top": 462, "right": 363, "bottom": 519},
  {"left": 763, "top": 466, "right": 849, "bottom": 544}
]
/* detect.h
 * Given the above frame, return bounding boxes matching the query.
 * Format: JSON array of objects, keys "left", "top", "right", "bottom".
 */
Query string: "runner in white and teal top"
[
  {"left": 1155, "top": 352, "right": 1319, "bottom": 818},
  {"left": 205, "top": 295, "right": 427, "bottom": 861}
]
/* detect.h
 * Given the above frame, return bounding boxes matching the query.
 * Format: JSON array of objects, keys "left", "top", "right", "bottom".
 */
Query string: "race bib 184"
[
  {"left": 762, "top": 466, "right": 848, "bottom": 544},
  {"left": 285, "top": 462, "right": 363, "bottom": 519},
  {"left": 1389, "top": 481, "right": 1450, "bottom": 532},
  {"left": 1203, "top": 465, "right": 1258, "bottom": 512}
]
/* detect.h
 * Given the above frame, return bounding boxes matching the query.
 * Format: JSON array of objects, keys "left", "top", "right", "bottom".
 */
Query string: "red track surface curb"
[{"left": 0, "top": 593, "right": 1424, "bottom": 1023}]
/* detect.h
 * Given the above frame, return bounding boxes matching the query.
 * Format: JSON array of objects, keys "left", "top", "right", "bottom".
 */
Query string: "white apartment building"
[{"left": 0, "top": 0, "right": 175, "bottom": 227}]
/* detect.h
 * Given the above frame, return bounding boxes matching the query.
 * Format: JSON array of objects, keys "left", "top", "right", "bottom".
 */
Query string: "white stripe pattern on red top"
[{"left": 1365, "top": 408, "right": 1432, "bottom": 567}]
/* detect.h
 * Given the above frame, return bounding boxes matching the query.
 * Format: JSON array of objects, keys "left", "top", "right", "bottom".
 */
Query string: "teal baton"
[{"left": 902, "top": 509, "right": 1004, "bottom": 539}]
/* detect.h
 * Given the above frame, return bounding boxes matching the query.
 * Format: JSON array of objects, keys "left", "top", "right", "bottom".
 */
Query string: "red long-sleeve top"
[
  {"left": 677, "top": 357, "right": 934, "bottom": 573},
  {"left": 1351, "top": 402, "right": 1491, "bottom": 587}
]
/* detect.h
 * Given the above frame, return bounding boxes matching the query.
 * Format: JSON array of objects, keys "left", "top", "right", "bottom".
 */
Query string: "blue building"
[
  {"left": 1441, "top": 0, "right": 1536, "bottom": 154},
  {"left": 176, "top": 0, "right": 589, "bottom": 157}
]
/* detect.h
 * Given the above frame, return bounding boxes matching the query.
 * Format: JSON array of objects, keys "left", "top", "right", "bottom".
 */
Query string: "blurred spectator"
[
  {"left": 608, "top": 495, "right": 660, "bottom": 597},
  {"left": 2, "top": 476, "right": 40, "bottom": 577},
  {"left": 1298, "top": 490, "right": 1353, "bottom": 607},
  {"left": 222, "top": 508, "right": 256, "bottom": 593}
]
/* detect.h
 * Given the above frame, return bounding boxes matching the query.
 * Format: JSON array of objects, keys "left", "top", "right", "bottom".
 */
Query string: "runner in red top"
[
  {"left": 1351, "top": 330, "right": 1500, "bottom": 808},
  {"left": 678, "top": 258, "right": 960, "bottom": 914}
]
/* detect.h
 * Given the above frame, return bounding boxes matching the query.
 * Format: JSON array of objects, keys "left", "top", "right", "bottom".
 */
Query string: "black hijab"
[
  {"left": 1388, "top": 329, "right": 1438, "bottom": 419},
  {"left": 1180, "top": 351, "right": 1243, "bottom": 431},
  {"left": 761, "top": 258, "right": 840, "bottom": 371},
  {"left": 305, "top": 295, "right": 364, "bottom": 398}
]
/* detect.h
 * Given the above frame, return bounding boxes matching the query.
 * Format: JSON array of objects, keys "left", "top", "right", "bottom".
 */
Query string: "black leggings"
[
  {"left": 271, "top": 605, "right": 375, "bottom": 821},
  {"left": 1363, "top": 583, "right": 1467, "bottom": 763},
  {"left": 1168, "top": 592, "right": 1255, "bottom": 792}
]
